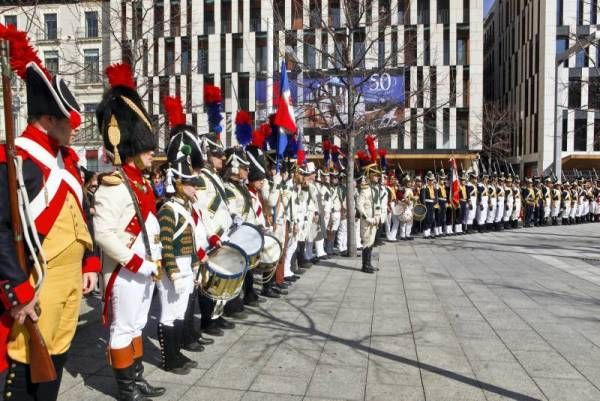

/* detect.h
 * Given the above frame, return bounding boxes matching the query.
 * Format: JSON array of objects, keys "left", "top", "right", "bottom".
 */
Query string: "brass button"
[{"left": 5, "top": 391, "right": 11, "bottom": 398}]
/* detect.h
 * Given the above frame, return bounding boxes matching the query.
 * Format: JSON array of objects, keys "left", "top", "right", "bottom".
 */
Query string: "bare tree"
[
  {"left": 473, "top": 101, "right": 513, "bottom": 169},
  {"left": 271, "top": 0, "right": 450, "bottom": 253}
]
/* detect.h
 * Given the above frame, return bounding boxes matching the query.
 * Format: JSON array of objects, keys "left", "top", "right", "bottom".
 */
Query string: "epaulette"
[{"left": 101, "top": 171, "right": 123, "bottom": 186}]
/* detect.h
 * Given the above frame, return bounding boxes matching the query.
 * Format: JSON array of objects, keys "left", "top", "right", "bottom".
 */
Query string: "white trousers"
[
  {"left": 108, "top": 267, "right": 156, "bottom": 349},
  {"left": 355, "top": 220, "right": 363, "bottom": 248},
  {"left": 495, "top": 200, "right": 504, "bottom": 223},
  {"left": 467, "top": 197, "right": 477, "bottom": 224},
  {"left": 503, "top": 200, "right": 513, "bottom": 222},
  {"left": 570, "top": 204, "right": 578, "bottom": 218},
  {"left": 387, "top": 214, "right": 400, "bottom": 240},
  {"left": 399, "top": 221, "right": 412, "bottom": 238},
  {"left": 315, "top": 239, "right": 327, "bottom": 257},
  {"left": 330, "top": 211, "right": 342, "bottom": 231},
  {"left": 486, "top": 201, "right": 497, "bottom": 224},
  {"left": 477, "top": 197, "right": 488, "bottom": 225},
  {"left": 157, "top": 256, "right": 194, "bottom": 326},
  {"left": 512, "top": 200, "right": 522, "bottom": 221},
  {"left": 562, "top": 205, "right": 571, "bottom": 219},
  {"left": 337, "top": 219, "right": 348, "bottom": 252},
  {"left": 551, "top": 203, "right": 561, "bottom": 218},
  {"left": 284, "top": 237, "right": 297, "bottom": 277}
]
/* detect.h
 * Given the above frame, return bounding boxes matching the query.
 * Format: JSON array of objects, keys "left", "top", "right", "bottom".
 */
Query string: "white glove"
[
  {"left": 137, "top": 260, "right": 158, "bottom": 277},
  {"left": 172, "top": 275, "right": 188, "bottom": 295},
  {"left": 273, "top": 173, "right": 282, "bottom": 185},
  {"left": 367, "top": 217, "right": 377, "bottom": 225}
]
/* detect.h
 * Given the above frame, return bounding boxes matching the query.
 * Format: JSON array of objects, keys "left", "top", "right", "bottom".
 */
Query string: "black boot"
[
  {"left": 134, "top": 358, "right": 166, "bottom": 398},
  {"left": 113, "top": 364, "right": 151, "bottom": 401},
  {"left": 361, "top": 248, "right": 374, "bottom": 274},
  {"left": 157, "top": 323, "right": 190, "bottom": 375},
  {"left": 182, "top": 294, "right": 213, "bottom": 350},
  {"left": 297, "top": 242, "right": 312, "bottom": 268},
  {"left": 367, "top": 247, "right": 378, "bottom": 270},
  {"left": 174, "top": 320, "right": 199, "bottom": 369}
]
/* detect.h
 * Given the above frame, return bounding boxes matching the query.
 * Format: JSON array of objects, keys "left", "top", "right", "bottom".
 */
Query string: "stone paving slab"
[{"left": 60, "top": 223, "right": 600, "bottom": 400}]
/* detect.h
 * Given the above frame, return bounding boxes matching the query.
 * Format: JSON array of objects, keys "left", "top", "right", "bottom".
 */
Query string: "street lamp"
[{"left": 554, "top": 33, "right": 599, "bottom": 181}]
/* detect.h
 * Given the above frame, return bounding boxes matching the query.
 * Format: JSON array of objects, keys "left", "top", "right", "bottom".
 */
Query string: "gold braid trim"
[{"left": 120, "top": 95, "right": 152, "bottom": 130}]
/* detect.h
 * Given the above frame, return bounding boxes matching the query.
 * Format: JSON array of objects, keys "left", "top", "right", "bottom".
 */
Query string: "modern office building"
[
  {"left": 1, "top": 1, "right": 484, "bottom": 170},
  {"left": 484, "top": 0, "right": 600, "bottom": 176}
]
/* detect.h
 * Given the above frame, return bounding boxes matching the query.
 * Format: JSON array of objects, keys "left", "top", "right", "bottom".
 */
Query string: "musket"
[
  {"left": 434, "top": 159, "right": 438, "bottom": 179},
  {"left": 0, "top": 39, "right": 56, "bottom": 383},
  {"left": 594, "top": 168, "right": 598, "bottom": 180},
  {"left": 397, "top": 161, "right": 404, "bottom": 175}
]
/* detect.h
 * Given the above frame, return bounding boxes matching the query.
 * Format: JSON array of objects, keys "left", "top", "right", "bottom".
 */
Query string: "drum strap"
[
  {"left": 166, "top": 201, "right": 195, "bottom": 241},
  {"left": 202, "top": 168, "right": 229, "bottom": 206}
]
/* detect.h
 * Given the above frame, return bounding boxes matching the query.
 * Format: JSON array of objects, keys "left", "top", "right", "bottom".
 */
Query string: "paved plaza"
[{"left": 60, "top": 224, "right": 600, "bottom": 401}]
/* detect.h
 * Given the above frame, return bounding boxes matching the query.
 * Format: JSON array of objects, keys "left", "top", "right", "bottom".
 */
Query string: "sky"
[{"left": 485, "top": 0, "right": 494, "bottom": 16}]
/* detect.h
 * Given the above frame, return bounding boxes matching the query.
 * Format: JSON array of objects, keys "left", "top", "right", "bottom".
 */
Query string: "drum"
[
  {"left": 227, "top": 222, "right": 264, "bottom": 267},
  {"left": 255, "top": 234, "right": 283, "bottom": 275},
  {"left": 413, "top": 203, "right": 427, "bottom": 222},
  {"left": 199, "top": 242, "right": 248, "bottom": 301}
]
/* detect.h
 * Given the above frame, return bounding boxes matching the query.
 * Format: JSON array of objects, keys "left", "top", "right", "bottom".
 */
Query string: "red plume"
[
  {"left": 323, "top": 139, "right": 332, "bottom": 152},
  {"left": 235, "top": 110, "right": 252, "bottom": 125},
  {"left": 297, "top": 149, "right": 305, "bottom": 167},
  {"left": 204, "top": 85, "right": 222, "bottom": 104},
  {"left": 251, "top": 126, "right": 266, "bottom": 148},
  {"left": 163, "top": 96, "right": 186, "bottom": 127},
  {"left": 365, "top": 135, "right": 377, "bottom": 163},
  {"left": 0, "top": 24, "right": 50, "bottom": 80},
  {"left": 378, "top": 148, "right": 387, "bottom": 158},
  {"left": 356, "top": 150, "right": 370, "bottom": 162},
  {"left": 105, "top": 63, "right": 136, "bottom": 90}
]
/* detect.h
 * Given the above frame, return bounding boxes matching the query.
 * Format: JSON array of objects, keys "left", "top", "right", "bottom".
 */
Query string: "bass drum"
[
  {"left": 413, "top": 203, "right": 427, "bottom": 222},
  {"left": 199, "top": 242, "right": 248, "bottom": 301},
  {"left": 254, "top": 234, "right": 283, "bottom": 278},
  {"left": 227, "top": 223, "right": 264, "bottom": 268}
]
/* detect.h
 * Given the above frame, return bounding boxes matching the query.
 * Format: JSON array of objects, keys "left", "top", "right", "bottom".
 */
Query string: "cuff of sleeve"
[
  {"left": 124, "top": 254, "right": 144, "bottom": 273},
  {"left": 208, "top": 235, "right": 220, "bottom": 249},
  {"left": 197, "top": 248, "right": 207, "bottom": 261},
  {"left": 82, "top": 256, "right": 102, "bottom": 273},
  {"left": 0, "top": 280, "right": 35, "bottom": 309}
]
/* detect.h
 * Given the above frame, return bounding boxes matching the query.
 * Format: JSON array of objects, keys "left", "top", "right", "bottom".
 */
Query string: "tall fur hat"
[
  {"left": 96, "top": 63, "right": 156, "bottom": 165},
  {"left": 164, "top": 95, "right": 204, "bottom": 169}
]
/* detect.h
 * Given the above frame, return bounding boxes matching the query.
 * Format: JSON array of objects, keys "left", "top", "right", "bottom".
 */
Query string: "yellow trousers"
[{"left": 8, "top": 240, "right": 85, "bottom": 363}]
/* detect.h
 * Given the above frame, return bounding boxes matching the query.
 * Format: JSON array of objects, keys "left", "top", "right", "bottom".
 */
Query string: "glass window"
[
  {"left": 4, "top": 15, "right": 16, "bottom": 28},
  {"left": 556, "top": 36, "right": 568, "bottom": 67},
  {"left": 84, "top": 49, "right": 100, "bottom": 83},
  {"left": 45, "top": 14, "right": 57, "bottom": 40},
  {"left": 171, "top": 0, "right": 181, "bottom": 36},
  {"left": 154, "top": 3, "right": 164, "bottom": 37},
  {"left": 557, "top": 0, "right": 563, "bottom": 25},
  {"left": 574, "top": 117, "right": 587, "bottom": 151},
  {"left": 437, "top": 0, "right": 449, "bottom": 24},
  {"left": 85, "top": 11, "right": 98, "bottom": 38},
  {"left": 44, "top": 51, "right": 59, "bottom": 75},
  {"left": 165, "top": 38, "right": 175, "bottom": 75},
  {"left": 198, "top": 36, "right": 208, "bottom": 74},
  {"left": 569, "top": 77, "right": 581, "bottom": 109}
]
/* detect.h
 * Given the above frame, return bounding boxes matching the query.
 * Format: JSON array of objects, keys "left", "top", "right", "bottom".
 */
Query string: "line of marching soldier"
[{"left": 379, "top": 169, "right": 600, "bottom": 242}]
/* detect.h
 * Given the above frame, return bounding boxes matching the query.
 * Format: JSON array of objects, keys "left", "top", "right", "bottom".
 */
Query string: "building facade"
[
  {"left": 484, "top": 0, "right": 600, "bottom": 176},
  {"left": 0, "top": 0, "right": 109, "bottom": 170},
  {"left": 1, "top": 0, "right": 484, "bottom": 170}
]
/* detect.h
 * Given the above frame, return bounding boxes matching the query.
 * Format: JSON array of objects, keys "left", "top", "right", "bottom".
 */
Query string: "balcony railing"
[
  {"left": 36, "top": 28, "right": 61, "bottom": 42},
  {"left": 75, "top": 27, "right": 101, "bottom": 41}
]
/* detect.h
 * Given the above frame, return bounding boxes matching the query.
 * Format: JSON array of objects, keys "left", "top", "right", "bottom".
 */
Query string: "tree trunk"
[{"left": 346, "top": 130, "right": 356, "bottom": 256}]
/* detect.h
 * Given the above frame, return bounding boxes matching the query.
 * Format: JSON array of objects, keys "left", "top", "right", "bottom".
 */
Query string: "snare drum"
[
  {"left": 200, "top": 242, "right": 248, "bottom": 301},
  {"left": 227, "top": 222, "right": 264, "bottom": 268},
  {"left": 255, "top": 233, "right": 283, "bottom": 274}
]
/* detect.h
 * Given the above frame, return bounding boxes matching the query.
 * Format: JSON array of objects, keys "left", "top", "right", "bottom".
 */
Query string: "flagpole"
[{"left": 266, "top": 17, "right": 274, "bottom": 116}]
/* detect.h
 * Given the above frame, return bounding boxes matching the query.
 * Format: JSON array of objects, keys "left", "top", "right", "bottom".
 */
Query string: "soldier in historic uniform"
[
  {"left": 334, "top": 170, "right": 350, "bottom": 255},
  {"left": 329, "top": 169, "right": 344, "bottom": 254},
  {"left": 436, "top": 170, "right": 448, "bottom": 237},
  {"left": 570, "top": 180, "right": 579, "bottom": 224},
  {"left": 398, "top": 175, "right": 415, "bottom": 240},
  {"left": 511, "top": 176, "right": 522, "bottom": 228},
  {"left": 356, "top": 154, "right": 382, "bottom": 273},
  {"left": 485, "top": 174, "right": 497, "bottom": 231},
  {"left": 156, "top": 146, "right": 205, "bottom": 375},
  {"left": 0, "top": 26, "right": 100, "bottom": 401},
  {"left": 494, "top": 175, "right": 505, "bottom": 231},
  {"left": 550, "top": 179, "right": 561, "bottom": 225},
  {"left": 523, "top": 177, "right": 537, "bottom": 227},
  {"left": 503, "top": 176, "right": 514, "bottom": 229},
  {"left": 314, "top": 168, "right": 332, "bottom": 259},
  {"left": 296, "top": 162, "right": 318, "bottom": 265},
  {"left": 420, "top": 172, "right": 439, "bottom": 239},
  {"left": 561, "top": 182, "right": 572, "bottom": 224},
  {"left": 465, "top": 172, "right": 478, "bottom": 233},
  {"left": 457, "top": 173, "right": 469, "bottom": 234},
  {"left": 93, "top": 63, "right": 165, "bottom": 401},
  {"left": 476, "top": 174, "right": 489, "bottom": 232},
  {"left": 162, "top": 95, "right": 215, "bottom": 352}
]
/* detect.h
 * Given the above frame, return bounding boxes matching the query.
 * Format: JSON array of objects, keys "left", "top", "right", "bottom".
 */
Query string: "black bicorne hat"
[
  {"left": 165, "top": 144, "right": 204, "bottom": 192},
  {"left": 96, "top": 63, "right": 156, "bottom": 165},
  {"left": 0, "top": 24, "right": 81, "bottom": 128},
  {"left": 246, "top": 145, "right": 267, "bottom": 182}
]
